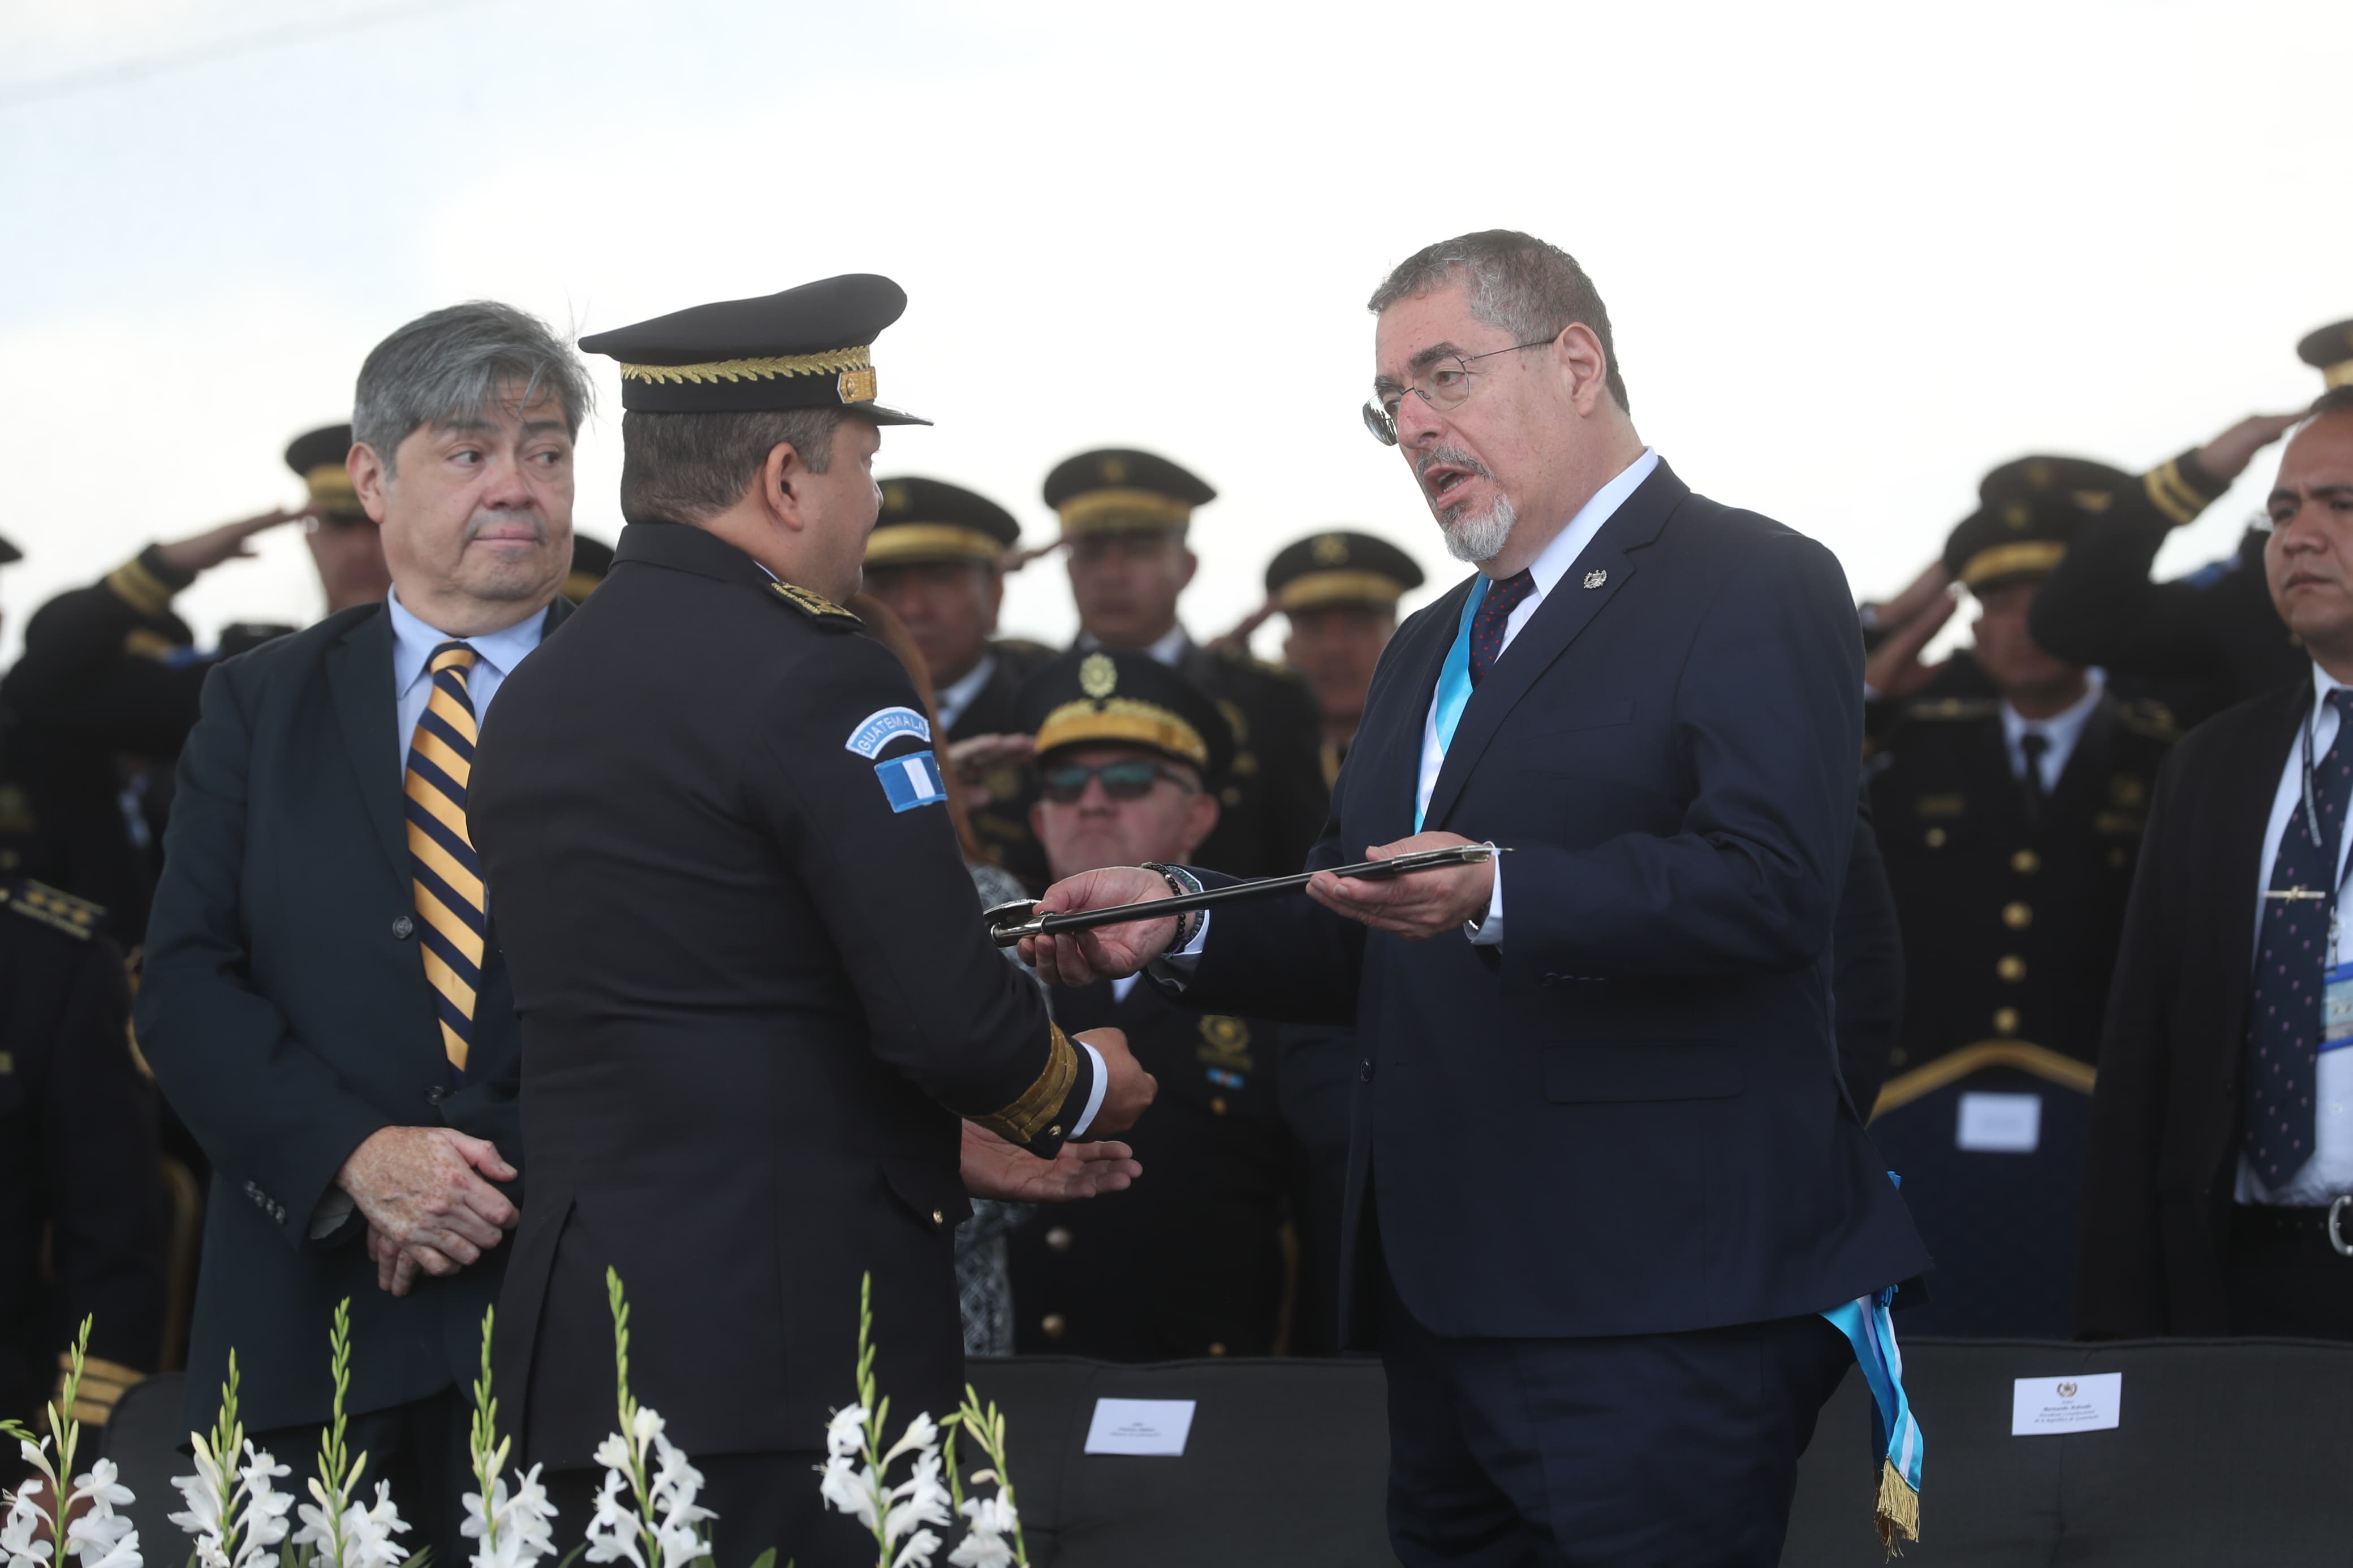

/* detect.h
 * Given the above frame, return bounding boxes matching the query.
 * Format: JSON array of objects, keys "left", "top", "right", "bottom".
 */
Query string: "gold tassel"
[{"left": 1875, "top": 1458, "right": 1920, "bottom": 1557}]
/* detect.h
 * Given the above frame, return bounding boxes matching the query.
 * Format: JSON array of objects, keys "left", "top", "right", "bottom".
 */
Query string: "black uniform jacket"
[
  {"left": 949, "top": 642, "right": 1052, "bottom": 889},
  {"left": 1177, "top": 640, "right": 1330, "bottom": 879},
  {"left": 1007, "top": 979, "right": 1291, "bottom": 1361},
  {"left": 135, "top": 599, "right": 567, "bottom": 1435},
  {"left": 0, "top": 881, "right": 166, "bottom": 1427},
  {"left": 2029, "top": 452, "right": 2299, "bottom": 724},
  {"left": 468, "top": 521, "right": 1093, "bottom": 1467},
  {"left": 1162, "top": 463, "right": 1928, "bottom": 1346},
  {"left": 2078, "top": 679, "right": 2310, "bottom": 1337}
]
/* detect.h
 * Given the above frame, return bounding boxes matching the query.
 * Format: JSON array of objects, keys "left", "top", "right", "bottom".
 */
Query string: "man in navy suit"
[{"left": 1025, "top": 230, "right": 1927, "bottom": 1566}]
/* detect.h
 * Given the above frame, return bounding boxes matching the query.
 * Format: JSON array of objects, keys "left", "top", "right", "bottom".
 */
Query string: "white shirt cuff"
[
  {"left": 1067, "top": 1043, "right": 1109, "bottom": 1138},
  {"left": 310, "top": 1187, "right": 357, "bottom": 1241},
  {"left": 1465, "top": 858, "right": 1505, "bottom": 946},
  {"left": 1146, "top": 909, "right": 1210, "bottom": 987}
]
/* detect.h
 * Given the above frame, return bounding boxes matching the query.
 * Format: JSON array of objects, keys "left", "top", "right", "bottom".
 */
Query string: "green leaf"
[{"left": 745, "top": 1549, "right": 778, "bottom": 1568}]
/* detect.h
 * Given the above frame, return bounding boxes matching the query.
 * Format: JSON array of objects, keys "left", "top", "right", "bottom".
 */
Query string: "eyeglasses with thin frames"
[{"left": 1362, "top": 339, "right": 1555, "bottom": 446}]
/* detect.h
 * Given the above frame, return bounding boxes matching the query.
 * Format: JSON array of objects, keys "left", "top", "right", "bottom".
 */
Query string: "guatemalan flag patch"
[{"left": 875, "top": 749, "right": 949, "bottom": 813}]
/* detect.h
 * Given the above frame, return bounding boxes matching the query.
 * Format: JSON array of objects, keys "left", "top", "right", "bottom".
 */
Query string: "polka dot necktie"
[
  {"left": 404, "top": 641, "right": 486, "bottom": 1079},
  {"left": 1468, "top": 569, "right": 1537, "bottom": 688},
  {"left": 2245, "top": 688, "right": 2353, "bottom": 1187}
]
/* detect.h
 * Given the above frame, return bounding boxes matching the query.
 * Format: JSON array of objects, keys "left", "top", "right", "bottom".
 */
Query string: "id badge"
[{"left": 2325, "top": 960, "right": 2353, "bottom": 1052}]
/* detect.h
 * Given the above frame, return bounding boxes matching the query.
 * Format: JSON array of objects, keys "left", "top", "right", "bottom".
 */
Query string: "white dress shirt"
[
  {"left": 1999, "top": 675, "right": 2103, "bottom": 794},
  {"left": 934, "top": 653, "right": 998, "bottom": 733},
  {"left": 2238, "top": 662, "right": 2353, "bottom": 1206},
  {"left": 386, "top": 587, "right": 547, "bottom": 775}
]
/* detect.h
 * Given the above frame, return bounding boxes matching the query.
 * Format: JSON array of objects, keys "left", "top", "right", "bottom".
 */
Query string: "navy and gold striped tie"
[{"left": 405, "top": 641, "right": 485, "bottom": 1078}]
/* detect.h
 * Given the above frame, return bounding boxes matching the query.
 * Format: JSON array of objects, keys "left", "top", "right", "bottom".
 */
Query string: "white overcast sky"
[{"left": 2, "top": 0, "right": 2346, "bottom": 666}]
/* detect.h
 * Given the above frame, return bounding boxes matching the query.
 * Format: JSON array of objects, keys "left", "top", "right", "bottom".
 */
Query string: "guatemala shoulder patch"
[
  {"left": 845, "top": 705, "right": 933, "bottom": 758},
  {"left": 875, "top": 749, "right": 949, "bottom": 813}
]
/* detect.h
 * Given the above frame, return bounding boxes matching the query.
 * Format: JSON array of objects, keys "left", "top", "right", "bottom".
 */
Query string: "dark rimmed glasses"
[{"left": 1363, "top": 339, "right": 1556, "bottom": 446}]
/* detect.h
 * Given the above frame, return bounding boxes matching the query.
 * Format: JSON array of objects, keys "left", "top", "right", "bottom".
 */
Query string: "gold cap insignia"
[
  {"left": 1079, "top": 651, "right": 1118, "bottom": 699},
  {"left": 1312, "top": 533, "right": 1349, "bottom": 565},
  {"left": 2074, "top": 490, "right": 2114, "bottom": 514},
  {"left": 2003, "top": 502, "right": 2032, "bottom": 529},
  {"left": 1100, "top": 457, "right": 1128, "bottom": 484},
  {"left": 838, "top": 368, "right": 877, "bottom": 405},
  {"left": 2026, "top": 460, "right": 2053, "bottom": 490},
  {"left": 1583, "top": 568, "right": 1608, "bottom": 589},
  {"left": 882, "top": 482, "right": 908, "bottom": 511}
]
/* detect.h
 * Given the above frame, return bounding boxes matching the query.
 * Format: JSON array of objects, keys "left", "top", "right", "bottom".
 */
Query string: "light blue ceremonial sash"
[
  {"left": 1415, "top": 576, "right": 1491, "bottom": 832},
  {"left": 1820, "top": 1176, "right": 1923, "bottom": 1549}
]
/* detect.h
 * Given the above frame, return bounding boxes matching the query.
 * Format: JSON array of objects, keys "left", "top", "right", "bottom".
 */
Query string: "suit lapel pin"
[{"left": 1583, "top": 569, "right": 1608, "bottom": 590}]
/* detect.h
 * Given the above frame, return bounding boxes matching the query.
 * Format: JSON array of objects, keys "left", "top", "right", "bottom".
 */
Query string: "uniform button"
[
  {"left": 1997, "top": 954, "right": 2027, "bottom": 983},
  {"left": 1208, "top": 1342, "right": 1227, "bottom": 1357},
  {"left": 1360, "top": 1060, "right": 1375, "bottom": 1083},
  {"left": 391, "top": 915, "right": 415, "bottom": 939},
  {"left": 1210, "top": 1096, "right": 1229, "bottom": 1116},
  {"left": 930, "top": 1208, "right": 945, "bottom": 1226},
  {"left": 2011, "top": 849, "right": 2040, "bottom": 875},
  {"left": 1045, "top": 1125, "right": 1062, "bottom": 1141},
  {"left": 1045, "top": 1226, "right": 1074, "bottom": 1252},
  {"left": 1040, "top": 1313, "right": 1067, "bottom": 1341},
  {"left": 1993, "top": 1007, "right": 2020, "bottom": 1036},
  {"left": 1924, "top": 828, "right": 1947, "bottom": 849},
  {"left": 2002, "top": 901, "right": 2033, "bottom": 930},
  {"left": 425, "top": 1085, "right": 446, "bottom": 1105}
]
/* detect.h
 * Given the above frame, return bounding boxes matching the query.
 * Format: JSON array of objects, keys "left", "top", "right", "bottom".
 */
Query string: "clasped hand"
[
  {"left": 1020, "top": 831, "right": 1498, "bottom": 988},
  {"left": 338, "top": 1124, "right": 518, "bottom": 1297}
]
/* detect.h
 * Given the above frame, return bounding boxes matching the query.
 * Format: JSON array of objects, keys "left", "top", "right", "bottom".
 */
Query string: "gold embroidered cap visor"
[
  {"left": 2296, "top": 319, "right": 2353, "bottom": 388},
  {"left": 864, "top": 524, "right": 1010, "bottom": 567},
  {"left": 577, "top": 272, "right": 930, "bottom": 423}
]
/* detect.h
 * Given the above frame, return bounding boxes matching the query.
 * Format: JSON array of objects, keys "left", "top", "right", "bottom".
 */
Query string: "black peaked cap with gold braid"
[
  {"left": 1016, "top": 647, "right": 1236, "bottom": 790},
  {"left": 1265, "top": 529, "right": 1425, "bottom": 612},
  {"left": 1944, "top": 455, "right": 2132, "bottom": 592},
  {"left": 563, "top": 534, "right": 614, "bottom": 602},
  {"left": 284, "top": 423, "right": 368, "bottom": 521},
  {"left": 578, "top": 273, "right": 929, "bottom": 423},
  {"left": 867, "top": 476, "right": 1022, "bottom": 569},
  {"left": 1043, "top": 448, "right": 1215, "bottom": 537},
  {"left": 2299, "top": 319, "right": 2353, "bottom": 390}
]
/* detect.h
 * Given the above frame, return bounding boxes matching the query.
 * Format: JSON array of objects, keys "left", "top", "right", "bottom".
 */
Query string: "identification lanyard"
[{"left": 1416, "top": 575, "right": 1492, "bottom": 833}]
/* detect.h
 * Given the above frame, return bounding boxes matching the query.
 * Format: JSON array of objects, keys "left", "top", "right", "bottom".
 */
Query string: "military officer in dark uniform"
[
  {"left": 0, "top": 423, "right": 380, "bottom": 939},
  {"left": 1045, "top": 449, "right": 1329, "bottom": 878},
  {"left": 861, "top": 476, "right": 1053, "bottom": 885},
  {"left": 468, "top": 275, "right": 1155, "bottom": 1568},
  {"left": 0, "top": 879, "right": 167, "bottom": 1444},
  {"left": 1868, "top": 463, "right": 2174, "bottom": 1336},
  {"left": 1263, "top": 530, "right": 1425, "bottom": 789},
  {"left": 2028, "top": 378, "right": 2329, "bottom": 724},
  {"left": 1003, "top": 649, "right": 1300, "bottom": 1360}
]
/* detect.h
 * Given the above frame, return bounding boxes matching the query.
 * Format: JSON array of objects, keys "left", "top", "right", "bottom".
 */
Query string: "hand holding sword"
[{"left": 1011, "top": 832, "right": 1507, "bottom": 986}]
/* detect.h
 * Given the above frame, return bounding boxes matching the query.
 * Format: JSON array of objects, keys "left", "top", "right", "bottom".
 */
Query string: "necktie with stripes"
[{"left": 404, "top": 641, "right": 485, "bottom": 1078}]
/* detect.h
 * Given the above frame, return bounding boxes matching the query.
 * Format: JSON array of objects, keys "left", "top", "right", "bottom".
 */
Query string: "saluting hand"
[
  {"left": 152, "top": 506, "right": 305, "bottom": 577},
  {"left": 1308, "top": 831, "right": 1496, "bottom": 941},
  {"left": 960, "top": 1121, "right": 1142, "bottom": 1202},
  {"left": 1021, "top": 865, "right": 1183, "bottom": 985}
]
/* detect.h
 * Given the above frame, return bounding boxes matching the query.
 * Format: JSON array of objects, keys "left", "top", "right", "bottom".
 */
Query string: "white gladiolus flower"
[
  {"left": 824, "top": 1407, "right": 868, "bottom": 1461},
  {"left": 3, "top": 1475, "right": 51, "bottom": 1568},
  {"left": 62, "top": 1459, "right": 140, "bottom": 1568},
  {"left": 889, "top": 1528, "right": 940, "bottom": 1568},
  {"left": 461, "top": 1463, "right": 559, "bottom": 1568},
  {"left": 816, "top": 1456, "right": 879, "bottom": 1532},
  {"left": 581, "top": 1470, "right": 644, "bottom": 1568},
  {"left": 881, "top": 1448, "right": 951, "bottom": 1549},
  {"left": 879, "top": 1413, "right": 938, "bottom": 1469},
  {"left": 236, "top": 1448, "right": 295, "bottom": 1562},
  {"left": 169, "top": 1439, "right": 289, "bottom": 1568}
]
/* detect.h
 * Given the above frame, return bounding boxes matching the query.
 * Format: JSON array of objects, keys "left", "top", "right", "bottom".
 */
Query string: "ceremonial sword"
[{"left": 984, "top": 843, "right": 1508, "bottom": 947}]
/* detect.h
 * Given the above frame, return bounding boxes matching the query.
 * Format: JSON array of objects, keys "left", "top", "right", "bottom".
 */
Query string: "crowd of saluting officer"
[{"left": 4, "top": 271, "right": 2353, "bottom": 1549}]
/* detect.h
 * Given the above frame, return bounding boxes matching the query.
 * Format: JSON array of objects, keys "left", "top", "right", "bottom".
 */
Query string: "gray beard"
[{"left": 1443, "top": 492, "right": 1518, "bottom": 564}]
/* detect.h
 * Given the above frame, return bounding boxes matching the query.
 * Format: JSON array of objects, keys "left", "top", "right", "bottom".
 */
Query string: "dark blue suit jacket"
[
  {"left": 1173, "top": 462, "right": 1928, "bottom": 1344},
  {"left": 136, "top": 599, "right": 565, "bottom": 1433}
]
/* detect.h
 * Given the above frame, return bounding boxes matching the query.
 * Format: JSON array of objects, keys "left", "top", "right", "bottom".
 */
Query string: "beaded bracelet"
[{"left": 1139, "top": 861, "right": 1205, "bottom": 952}]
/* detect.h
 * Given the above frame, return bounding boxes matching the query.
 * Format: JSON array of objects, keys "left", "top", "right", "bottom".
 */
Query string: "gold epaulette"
[
  {"left": 2142, "top": 460, "right": 2212, "bottom": 528},
  {"left": 975, "top": 1022, "right": 1080, "bottom": 1145},
  {"left": 59, "top": 1352, "right": 144, "bottom": 1428},
  {"left": 768, "top": 580, "right": 862, "bottom": 628},
  {"left": 2114, "top": 698, "right": 2179, "bottom": 742},
  {"left": 104, "top": 556, "right": 176, "bottom": 617},
  {"left": 1903, "top": 697, "right": 1999, "bottom": 722},
  {"left": 6, "top": 880, "right": 105, "bottom": 939}
]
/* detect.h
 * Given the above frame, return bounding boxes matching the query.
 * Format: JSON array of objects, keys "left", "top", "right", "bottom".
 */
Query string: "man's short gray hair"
[
  {"left": 1368, "top": 230, "right": 1630, "bottom": 414},
  {"left": 352, "top": 300, "right": 593, "bottom": 470},
  {"left": 617, "top": 408, "right": 843, "bottom": 526}
]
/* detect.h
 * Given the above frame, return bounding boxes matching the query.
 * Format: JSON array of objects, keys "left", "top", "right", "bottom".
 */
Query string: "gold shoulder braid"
[
  {"left": 975, "top": 1022, "right": 1080, "bottom": 1145},
  {"left": 768, "top": 581, "right": 863, "bottom": 627},
  {"left": 7, "top": 880, "right": 104, "bottom": 939}
]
